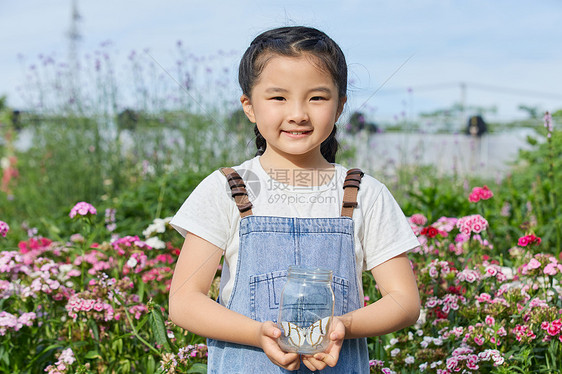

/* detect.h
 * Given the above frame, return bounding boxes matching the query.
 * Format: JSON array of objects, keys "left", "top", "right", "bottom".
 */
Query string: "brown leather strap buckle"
[
  {"left": 343, "top": 179, "right": 361, "bottom": 189},
  {"left": 347, "top": 168, "right": 364, "bottom": 177},
  {"left": 230, "top": 186, "right": 248, "bottom": 197},
  {"left": 342, "top": 201, "right": 358, "bottom": 208},
  {"left": 237, "top": 202, "right": 253, "bottom": 213}
]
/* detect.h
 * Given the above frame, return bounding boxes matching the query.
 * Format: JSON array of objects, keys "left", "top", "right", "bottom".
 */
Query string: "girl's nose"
[{"left": 287, "top": 103, "right": 309, "bottom": 124}]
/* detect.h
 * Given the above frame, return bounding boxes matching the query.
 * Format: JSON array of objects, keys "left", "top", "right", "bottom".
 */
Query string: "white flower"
[
  {"left": 145, "top": 237, "right": 166, "bottom": 249},
  {"left": 59, "top": 348, "right": 76, "bottom": 365},
  {"left": 127, "top": 257, "right": 138, "bottom": 268},
  {"left": 0, "top": 157, "right": 9, "bottom": 169},
  {"left": 405, "top": 355, "right": 415, "bottom": 364},
  {"left": 142, "top": 217, "right": 172, "bottom": 237},
  {"left": 389, "top": 338, "right": 399, "bottom": 345}
]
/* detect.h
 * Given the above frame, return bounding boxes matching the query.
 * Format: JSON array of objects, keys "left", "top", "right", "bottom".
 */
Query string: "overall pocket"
[
  {"left": 332, "top": 275, "right": 350, "bottom": 316},
  {"left": 249, "top": 270, "right": 287, "bottom": 322}
]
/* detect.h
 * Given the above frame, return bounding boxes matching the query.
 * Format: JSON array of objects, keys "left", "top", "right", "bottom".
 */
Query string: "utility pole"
[
  {"left": 67, "top": 0, "right": 82, "bottom": 105},
  {"left": 459, "top": 81, "right": 467, "bottom": 130}
]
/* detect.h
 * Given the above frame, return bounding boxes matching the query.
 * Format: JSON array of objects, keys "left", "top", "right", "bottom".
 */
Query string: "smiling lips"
[{"left": 283, "top": 130, "right": 313, "bottom": 137}]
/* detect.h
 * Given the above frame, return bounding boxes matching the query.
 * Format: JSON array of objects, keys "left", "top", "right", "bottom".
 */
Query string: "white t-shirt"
[{"left": 170, "top": 156, "right": 420, "bottom": 306}]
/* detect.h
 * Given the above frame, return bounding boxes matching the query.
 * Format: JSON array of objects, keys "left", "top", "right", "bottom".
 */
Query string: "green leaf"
[
  {"left": 84, "top": 350, "right": 102, "bottom": 360},
  {"left": 187, "top": 363, "right": 208, "bottom": 373},
  {"left": 88, "top": 319, "right": 99, "bottom": 341},
  {"left": 135, "top": 313, "right": 150, "bottom": 331},
  {"left": 149, "top": 306, "right": 171, "bottom": 351},
  {"left": 112, "top": 338, "right": 123, "bottom": 353},
  {"left": 0, "top": 346, "right": 9, "bottom": 366},
  {"left": 146, "top": 355, "right": 156, "bottom": 373},
  {"left": 138, "top": 278, "right": 145, "bottom": 302}
]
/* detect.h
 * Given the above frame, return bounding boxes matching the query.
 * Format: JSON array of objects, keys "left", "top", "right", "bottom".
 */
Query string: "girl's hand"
[
  {"left": 258, "top": 321, "right": 301, "bottom": 371},
  {"left": 302, "top": 316, "right": 346, "bottom": 371}
]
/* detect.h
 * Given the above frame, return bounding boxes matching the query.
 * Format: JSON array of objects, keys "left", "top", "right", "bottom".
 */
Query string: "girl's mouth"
[{"left": 283, "top": 130, "right": 313, "bottom": 137}]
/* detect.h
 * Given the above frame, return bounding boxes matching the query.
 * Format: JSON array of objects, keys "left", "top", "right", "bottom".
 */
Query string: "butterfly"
[{"left": 279, "top": 316, "right": 331, "bottom": 350}]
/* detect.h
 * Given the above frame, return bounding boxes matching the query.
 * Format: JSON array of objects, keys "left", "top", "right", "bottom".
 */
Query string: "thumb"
[
  {"left": 330, "top": 321, "right": 345, "bottom": 341},
  {"left": 263, "top": 321, "right": 282, "bottom": 339}
]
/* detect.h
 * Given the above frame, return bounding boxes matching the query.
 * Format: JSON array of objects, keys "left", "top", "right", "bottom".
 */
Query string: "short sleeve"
[
  {"left": 169, "top": 170, "right": 235, "bottom": 250},
  {"left": 362, "top": 185, "right": 420, "bottom": 270}
]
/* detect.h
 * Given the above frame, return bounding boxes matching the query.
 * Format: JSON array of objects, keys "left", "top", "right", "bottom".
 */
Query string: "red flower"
[
  {"left": 18, "top": 237, "right": 52, "bottom": 253},
  {"left": 421, "top": 226, "right": 439, "bottom": 238},
  {"left": 518, "top": 234, "right": 541, "bottom": 247}
]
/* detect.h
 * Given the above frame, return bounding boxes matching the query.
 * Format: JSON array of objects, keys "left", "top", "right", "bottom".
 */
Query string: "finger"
[
  {"left": 269, "top": 355, "right": 299, "bottom": 371},
  {"left": 302, "top": 355, "right": 327, "bottom": 371},
  {"left": 277, "top": 352, "right": 300, "bottom": 368},
  {"left": 266, "top": 344, "right": 298, "bottom": 366},
  {"left": 280, "top": 354, "right": 300, "bottom": 371},
  {"left": 313, "top": 352, "right": 338, "bottom": 367}
]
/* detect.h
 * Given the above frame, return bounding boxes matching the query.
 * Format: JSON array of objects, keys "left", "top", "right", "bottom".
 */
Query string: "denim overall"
[{"left": 207, "top": 168, "right": 369, "bottom": 373}]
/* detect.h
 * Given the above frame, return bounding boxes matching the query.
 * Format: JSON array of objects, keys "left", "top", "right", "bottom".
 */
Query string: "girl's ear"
[
  {"left": 240, "top": 95, "right": 256, "bottom": 123},
  {"left": 335, "top": 96, "right": 347, "bottom": 122}
]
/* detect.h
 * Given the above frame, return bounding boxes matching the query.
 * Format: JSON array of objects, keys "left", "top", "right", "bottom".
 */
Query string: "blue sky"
[{"left": 1, "top": 0, "right": 561, "bottom": 122}]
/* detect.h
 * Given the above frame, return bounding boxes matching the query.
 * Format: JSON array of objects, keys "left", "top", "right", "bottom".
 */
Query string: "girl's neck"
[
  {"left": 259, "top": 149, "right": 332, "bottom": 169},
  {"left": 258, "top": 151, "right": 334, "bottom": 187}
]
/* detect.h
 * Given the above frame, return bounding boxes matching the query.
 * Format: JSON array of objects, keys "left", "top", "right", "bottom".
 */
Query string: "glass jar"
[{"left": 277, "top": 266, "right": 334, "bottom": 354}]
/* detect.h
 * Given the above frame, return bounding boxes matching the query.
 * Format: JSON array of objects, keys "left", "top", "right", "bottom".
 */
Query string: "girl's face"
[{"left": 241, "top": 54, "right": 345, "bottom": 167}]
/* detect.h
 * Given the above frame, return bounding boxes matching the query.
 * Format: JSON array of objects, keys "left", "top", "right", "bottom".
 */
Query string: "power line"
[{"left": 374, "top": 82, "right": 562, "bottom": 100}]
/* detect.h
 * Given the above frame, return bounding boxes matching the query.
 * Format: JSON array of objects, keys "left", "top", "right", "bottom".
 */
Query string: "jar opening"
[{"left": 287, "top": 265, "right": 332, "bottom": 282}]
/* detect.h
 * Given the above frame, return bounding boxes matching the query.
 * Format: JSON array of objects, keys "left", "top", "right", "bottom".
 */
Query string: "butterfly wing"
[
  {"left": 305, "top": 317, "right": 331, "bottom": 347},
  {"left": 280, "top": 321, "right": 305, "bottom": 348}
]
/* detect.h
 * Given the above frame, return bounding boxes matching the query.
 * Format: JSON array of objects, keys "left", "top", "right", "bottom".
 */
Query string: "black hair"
[{"left": 239, "top": 26, "right": 347, "bottom": 163}]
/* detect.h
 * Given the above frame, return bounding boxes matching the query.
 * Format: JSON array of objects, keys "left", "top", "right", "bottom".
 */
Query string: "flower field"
[
  {"left": 1, "top": 45, "right": 561, "bottom": 373},
  {"left": 1, "top": 176, "right": 561, "bottom": 373}
]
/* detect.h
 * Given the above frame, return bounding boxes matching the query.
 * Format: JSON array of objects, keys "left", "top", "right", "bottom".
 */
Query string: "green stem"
[{"left": 117, "top": 293, "right": 161, "bottom": 357}]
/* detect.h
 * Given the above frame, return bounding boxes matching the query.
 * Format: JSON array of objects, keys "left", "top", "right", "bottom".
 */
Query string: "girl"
[{"left": 169, "top": 26, "right": 420, "bottom": 373}]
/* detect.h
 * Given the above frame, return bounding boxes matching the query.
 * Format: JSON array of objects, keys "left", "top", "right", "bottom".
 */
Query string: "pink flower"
[
  {"left": 409, "top": 213, "right": 427, "bottom": 226},
  {"left": 93, "top": 303, "right": 104, "bottom": 312},
  {"left": 476, "top": 293, "right": 492, "bottom": 303},
  {"left": 446, "top": 357, "right": 458, "bottom": 370},
  {"left": 485, "top": 315, "right": 495, "bottom": 326},
  {"left": 527, "top": 258, "right": 542, "bottom": 270},
  {"left": 544, "top": 111, "right": 553, "bottom": 132},
  {"left": 69, "top": 202, "right": 97, "bottom": 218},
  {"left": 485, "top": 266, "right": 498, "bottom": 277},
  {"left": 0, "top": 221, "right": 9, "bottom": 237},
  {"left": 17, "top": 312, "right": 36, "bottom": 327},
  {"left": 468, "top": 185, "right": 493, "bottom": 202},
  {"left": 429, "top": 267, "right": 439, "bottom": 278},
  {"left": 546, "top": 324, "right": 560, "bottom": 336},
  {"left": 456, "top": 214, "right": 488, "bottom": 235},
  {"left": 544, "top": 263, "right": 559, "bottom": 276}
]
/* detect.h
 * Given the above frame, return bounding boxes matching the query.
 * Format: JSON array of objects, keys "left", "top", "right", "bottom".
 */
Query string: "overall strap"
[
  {"left": 220, "top": 167, "right": 253, "bottom": 218},
  {"left": 341, "top": 168, "right": 364, "bottom": 218}
]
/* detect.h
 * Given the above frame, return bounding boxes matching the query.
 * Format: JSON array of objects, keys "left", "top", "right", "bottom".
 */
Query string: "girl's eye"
[
  {"left": 310, "top": 96, "right": 327, "bottom": 101},
  {"left": 271, "top": 96, "right": 285, "bottom": 101}
]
